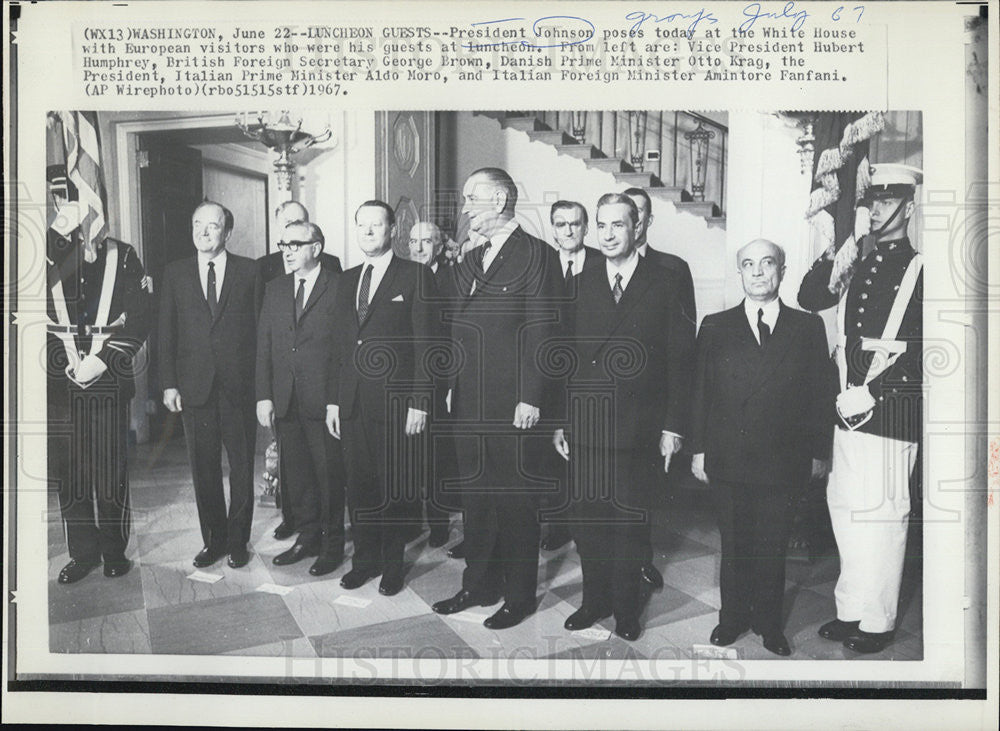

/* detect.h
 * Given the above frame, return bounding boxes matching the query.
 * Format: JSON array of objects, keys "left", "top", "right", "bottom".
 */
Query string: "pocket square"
[{"left": 392, "top": 294, "right": 405, "bottom": 302}]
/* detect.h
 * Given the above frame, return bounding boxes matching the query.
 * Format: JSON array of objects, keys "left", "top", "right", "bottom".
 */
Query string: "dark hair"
[
  {"left": 469, "top": 167, "right": 518, "bottom": 212},
  {"left": 596, "top": 193, "right": 640, "bottom": 227},
  {"left": 194, "top": 200, "right": 235, "bottom": 235},
  {"left": 285, "top": 221, "right": 325, "bottom": 251},
  {"left": 622, "top": 187, "right": 652, "bottom": 217},
  {"left": 550, "top": 200, "right": 588, "bottom": 225},
  {"left": 355, "top": 199, "right": 396, "bottom": 227}
]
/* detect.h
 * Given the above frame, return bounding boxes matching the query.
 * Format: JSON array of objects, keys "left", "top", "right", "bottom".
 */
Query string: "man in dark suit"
[
  {"left": 624, "top": 187, "right": 697, "bottom": 323},
  {"left": 327, "top": 201, "right": 440, "bottom": 596},
  {"left": 159, "top": 200, "right": 259, "bottom": 569},
  {"left": 407, "top": 221, "right": 460, "bottom": 548},
  {"left": 256, "top": 221, "right": 346, "bottom": 575},
  {"left": 624, "top": 186, "right": 698, "bottom": 592},
  {"left": 540, "top": 200, "right": 602, "bottom": 553},
  {"left": 257, "top": 201, "right": 343, "bottom": 544},
  {"left": 553, "top": 193, "right": 695, "bottom": 641},
  {"left": 691, "top": 238, "right": 833, "bottom": 656},
  {"left": 431, "top": 168, "right": 564, "bottom": 630},
  {"left": 47, "top": 167, "right": 152, "bottom": 583}
]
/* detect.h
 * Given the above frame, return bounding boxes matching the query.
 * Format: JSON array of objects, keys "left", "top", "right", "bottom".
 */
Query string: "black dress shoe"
[
  {"left": 614, "top": 617, "right": 642, "bottom": 641},
  {"left": 446, "top": 540, "right": 466, "bottom": 559},
  {"left": 339, "top": 566, "right": 381, "bottom": 590},
  {"left": 193, "top": 546, "right": 226, "bottom": 568},
  {"left": 272, "top": 543, "right": 318, "bottom": 566},
  {"left": 540, "top": 526, "right": 573, "bottom": 551},
  {"left": 103, "top": 558, "right": 132, "bottom": 578},
  {"left": 309, "top": 552, "right": 344, "bottom": 577},
  {"left": 227, "top": 546, "right": 250, "bottom": 569},
  {"left": 428, "top": 525, "right": 450, "bottom": 548},
  {"left": 843, "top": 629, "right": 893, "bottom": 654},
  {"left": 818, "top": 618, "right": 861, "bottom": 642},
  {"left": 640, "top": 563, "right": 664, "bottom": 590},
  {"left": 564, "top": 606, "right": 612, "bottom": 631},
  {"left": 57, "top": 558, "right": 100, "bottom": 584},
  {"left": 378, "top": 571, "right": 405, "bottom": 596},
  {"left": 762, "top": 632, "right": 791, "bottom": 656},
  {"left": 432, "top": 589, "right": 502, "bottom": 615},
  {"left": 483, "top": 602, "right": 535, "bottom": 630},
  {"left": 273, "top": 522, "right": 296, "bottom": 540},
  {"left": 710, "top": 623, "right": 749, "bottom": 646}
]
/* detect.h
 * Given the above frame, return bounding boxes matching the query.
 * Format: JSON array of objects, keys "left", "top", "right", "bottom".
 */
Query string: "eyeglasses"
[{"left": 277, "top": 240, "right": 319, "bottom": 252}]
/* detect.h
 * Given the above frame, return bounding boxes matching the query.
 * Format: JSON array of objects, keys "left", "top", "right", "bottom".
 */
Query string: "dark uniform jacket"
[
  {"left": 644, "top": 244, "right": 698, "bottom": 325},
  {"left": 46, "top": 233, "right": 151, "bottom": 405},
  {"left": 798, "top": 237, "right": 922, "bottom": 443}
]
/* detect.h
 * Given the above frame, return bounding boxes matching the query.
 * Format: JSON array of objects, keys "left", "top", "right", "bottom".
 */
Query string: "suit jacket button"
[
  {"left": 357, "top": 339, "right": 363, "bottom": 345},
  {"left": 292, "top": 347, "right": 297, "bottom": 352}
]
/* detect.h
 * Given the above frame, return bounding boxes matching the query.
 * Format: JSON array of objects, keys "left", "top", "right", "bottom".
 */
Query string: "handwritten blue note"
[
  {"left": 740, "top": 2, "right": 810, "bottom": 33},
  {"left": 625, "top": 8, "right": 719, "bottom": 35}
]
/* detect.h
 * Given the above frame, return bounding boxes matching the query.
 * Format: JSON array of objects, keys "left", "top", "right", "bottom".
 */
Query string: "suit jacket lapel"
[
  {"left": 595, "top": 256, "right": 656, "bottom": 352},
  {"left": 187, "top": 257, "right": 213, "bottom": 321},
  {"left": 299, "top": 268, "right": 329, "bottom": 321},
  {"left": 746, "top": 300, "right": 799, "bottom": 395},
  {"left": 212, "top": 254, "right": 236, "bottom": 325}
]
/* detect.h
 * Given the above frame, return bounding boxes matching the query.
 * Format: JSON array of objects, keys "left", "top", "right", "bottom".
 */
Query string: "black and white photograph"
[{"left": 37, "top": 107, "right": 934, "bottom": 665}]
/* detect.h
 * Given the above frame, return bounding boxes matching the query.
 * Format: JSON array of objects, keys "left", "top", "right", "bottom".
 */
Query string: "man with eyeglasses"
[
  {"left": 256, "top": 221, "right": 346, "bottom": 575},
  {"left": 159, "top": 201, "right": 260, "bottom": 570}
]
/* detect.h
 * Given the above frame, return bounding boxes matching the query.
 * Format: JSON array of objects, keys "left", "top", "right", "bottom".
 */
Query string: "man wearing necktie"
[
  {"left": 326, "top": 201, "right": 440, "bottom": 596},
  {"left": 690, "top": 239, "right": 833, "bottom": 656},
  {"left": 431, "top": 168, "right": 564, "bottom": 630},
  {"left": 552, "top": 193, "right": 695, "bottom": 641},
  {"left": 256, "top": 221, "right": 345, "bottom": 575},
  {"left": 159, "top": 201, "right": 260, "bottom": 569},
  {"left": 539, "top": 201, "right": 603, "bottom": 553}
]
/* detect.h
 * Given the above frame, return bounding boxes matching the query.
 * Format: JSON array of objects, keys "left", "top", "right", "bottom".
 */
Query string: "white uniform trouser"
[{"left": 827, "top": 428, "right": 917, "bottom": 633}]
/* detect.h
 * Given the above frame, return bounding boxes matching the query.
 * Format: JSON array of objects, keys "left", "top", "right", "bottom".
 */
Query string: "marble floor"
[{"left": 46, "top": 435, "right": 924, "bottom": 664}]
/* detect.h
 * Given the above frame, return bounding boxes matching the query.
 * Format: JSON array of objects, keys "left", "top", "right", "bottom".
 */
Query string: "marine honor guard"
[
  {"left": 798, "top": 163, "right": 924, "bottom": 654},
  {"left": 46, "top": 165, "right": 152, "bottom": 584}
]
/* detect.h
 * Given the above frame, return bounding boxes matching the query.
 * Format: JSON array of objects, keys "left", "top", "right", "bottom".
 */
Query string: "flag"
[
  {"left": 804, "top": 112, "right": 884, "bottom": 295},
  {"left": 57, "top": 111, "right": 109, "bottom": 263}
]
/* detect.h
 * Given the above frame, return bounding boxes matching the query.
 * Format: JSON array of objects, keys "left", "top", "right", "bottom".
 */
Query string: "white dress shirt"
[
  {"left": 481, "top": 218, "right": 519, "bottom": 271},
  {"left": 356, "top": 248, "right": 394, "bottom": 311},
  {"left": 744, "top": 297, "right": 781, "bottom": 344},
  {"left": 292, "top": 262, "right": 323, "bottom": 308},
  {"left": 198, "top": 249, "right": 227, "bottom": 299},
  {"left": 560, "top": 247, "right": 587, "bottom": 278},
  {"left": 636, "top": 242, "right": 651, "bottom": 258},
  {"left": 605, "top": 249, "right": 640, "bottom": 292}
]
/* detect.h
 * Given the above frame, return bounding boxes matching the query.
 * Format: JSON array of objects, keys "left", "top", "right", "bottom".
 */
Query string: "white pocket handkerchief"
[{"left": 392, "top": 294, "right": 405, "bottom": 302}]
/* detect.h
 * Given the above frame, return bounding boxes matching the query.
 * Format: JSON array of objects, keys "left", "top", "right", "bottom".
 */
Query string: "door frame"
[{"left": 111, "top": 114, "right": 273, "bottom": 443}]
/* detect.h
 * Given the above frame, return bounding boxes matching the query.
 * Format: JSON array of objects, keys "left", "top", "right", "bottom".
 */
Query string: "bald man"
[{"left": 690, "top": 239, "right": 834, "bottom": 656}]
